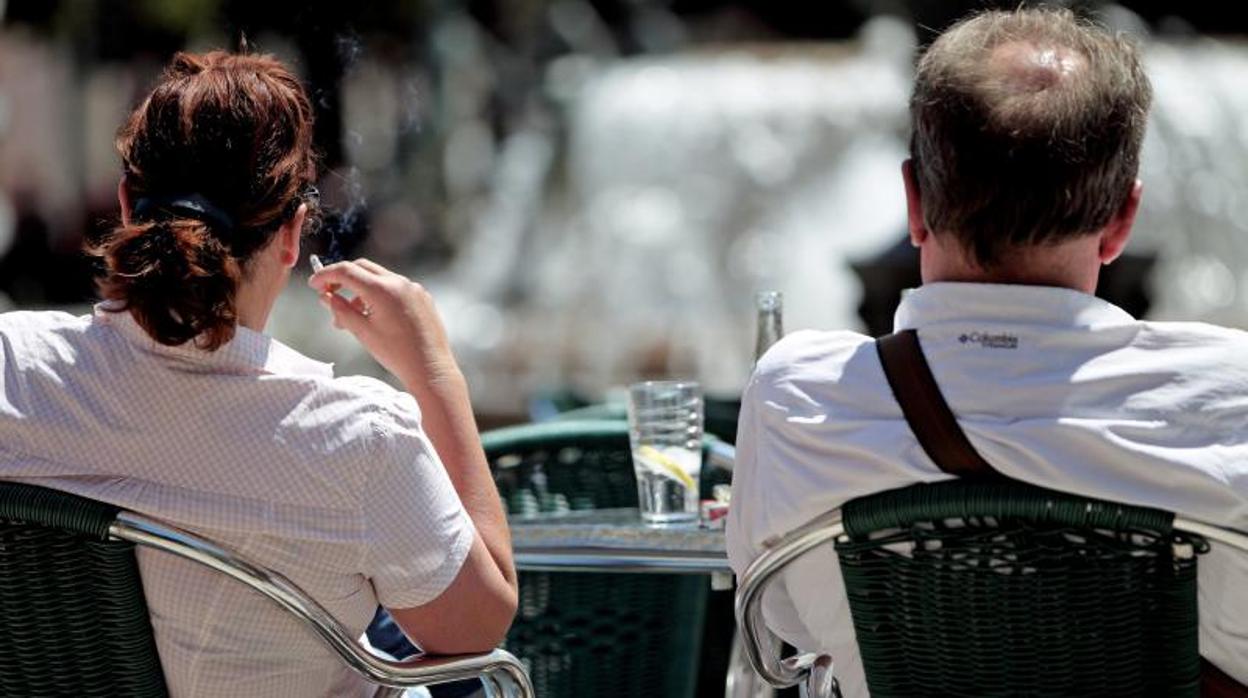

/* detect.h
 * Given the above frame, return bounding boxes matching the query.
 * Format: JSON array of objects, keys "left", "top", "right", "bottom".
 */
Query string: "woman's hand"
[{"left": 308, "top": 258, "right": 459, "bottom": 387}]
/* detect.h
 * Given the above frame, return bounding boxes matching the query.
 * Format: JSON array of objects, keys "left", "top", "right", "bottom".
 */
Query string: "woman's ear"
[{"left": 277, "top": 203, "right": 307, "bottom": 268}]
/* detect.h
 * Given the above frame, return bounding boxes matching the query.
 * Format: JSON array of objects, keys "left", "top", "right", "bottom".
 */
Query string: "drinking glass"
[{"left": 626, "top": 381, "right": 703, "bottom": 523}]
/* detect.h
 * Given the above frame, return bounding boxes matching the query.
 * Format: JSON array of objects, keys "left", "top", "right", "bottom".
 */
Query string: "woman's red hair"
[{"left": 93, "top": 50, "right": 319, "bottom": 350}]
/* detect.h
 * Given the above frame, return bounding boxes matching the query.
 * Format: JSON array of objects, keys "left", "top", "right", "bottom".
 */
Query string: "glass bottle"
[{"left": 754, "top": 290, "right": 784, "bottom": 362}]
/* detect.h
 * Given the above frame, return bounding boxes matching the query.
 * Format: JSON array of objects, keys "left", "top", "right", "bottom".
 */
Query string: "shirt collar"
[
  {"left": 894, "top": 282, "right": 1136, "bottom": 332},
  {"left": 93, "top": 301, "right": 334, "bottom": 378}
]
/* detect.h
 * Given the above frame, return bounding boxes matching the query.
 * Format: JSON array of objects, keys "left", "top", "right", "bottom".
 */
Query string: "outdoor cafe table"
[{"left": 508, "top": 507, "right": 733, "bottom": 588}]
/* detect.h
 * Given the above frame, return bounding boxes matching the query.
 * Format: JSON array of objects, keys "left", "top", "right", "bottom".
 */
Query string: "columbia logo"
[{"left": 959, "top": 332, "right": 1019, "bottom": 349}]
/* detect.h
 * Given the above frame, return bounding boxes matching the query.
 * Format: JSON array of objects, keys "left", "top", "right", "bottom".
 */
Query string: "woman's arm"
[{"left": 310, "top": 259, "right": 517, "bottom": 651}]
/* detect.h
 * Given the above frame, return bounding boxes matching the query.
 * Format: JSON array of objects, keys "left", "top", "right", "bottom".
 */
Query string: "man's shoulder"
[
  {"left": 747, "top": 329, "right": 891, "bottom": 417},
  {"left": 1134, "top": 319, "right": 1248, "bottom": 366},
  {"left": 753, "top": 329, "right": 874, "bottom": 386},
  {"left": 1137, "top": 318, "right": 1248, "bottom": 341},
  {"left": 756, "top": 328, "right": 873, "bottom": 368}
]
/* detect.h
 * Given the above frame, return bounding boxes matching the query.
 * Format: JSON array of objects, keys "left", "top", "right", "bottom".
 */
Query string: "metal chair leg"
[
  {"left": 798, "top": 655, "right": 839, "bottom": 698},
  {"left": 726, "top": 629, "right": 776, "bottom": 698},
  {"left": 480, "top": 665, "right": 533, "bottom": 698}
]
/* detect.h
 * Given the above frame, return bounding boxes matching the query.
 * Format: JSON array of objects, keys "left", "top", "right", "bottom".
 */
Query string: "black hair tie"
[{"left": 132, "top": 193, "right": 236, "bottom": 233}]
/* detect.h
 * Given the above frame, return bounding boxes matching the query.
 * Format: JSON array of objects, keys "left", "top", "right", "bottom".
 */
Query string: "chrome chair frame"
[
  {"left": 734, "top": 508, "right": 1248, "bottom": 698},
  {"left": 109, "top": 511, "right": 534, "bottom": 698}
]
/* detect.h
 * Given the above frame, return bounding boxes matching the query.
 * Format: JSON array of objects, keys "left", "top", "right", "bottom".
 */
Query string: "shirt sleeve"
[
  {"left": 726, "top": 370, "right": 822, "bottom": 651},
  {"left": 359, "top": 395, "right": 477, "bottom": 610},
  {"left": 726, "top": 372, "right": 763, "bottom": 574}
]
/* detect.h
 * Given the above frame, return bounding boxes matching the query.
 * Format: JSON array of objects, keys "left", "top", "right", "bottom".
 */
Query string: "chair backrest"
[
  {"left": 486, "top": 420, "right": 640, "bottom": 514},
  {"left": 550, "top": 398, "right": 742, "bottom": 445},
  {"left": 483, "top": 420, "right": 712, "bottom": 698},
  {"left": 0, "top": 481, "right": 533, "bottom": 698},
  {"left": 485, "top": 419, "right": 731, "bottom": 516},
  {"left": 0, "top": 481, "right": 169, "bottom": 697},
  {"left": 834, "top": 480, "right": 1207, "bottom": 698}
]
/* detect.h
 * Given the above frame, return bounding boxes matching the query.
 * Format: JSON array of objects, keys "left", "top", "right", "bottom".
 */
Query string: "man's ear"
[
  {"left": 118, "top": 177, "right": 132, "bottom": 225},
  {"left": 276, "top": 203, "right": 307, "bottom": 269},
  {"left": 902, "top": 159, "right": 928, "bottom": 247},
  {"left": 1099, "top": 180, "right": 1142, "bottom": 265}
]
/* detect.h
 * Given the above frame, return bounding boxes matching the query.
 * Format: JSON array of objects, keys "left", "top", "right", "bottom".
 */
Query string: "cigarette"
[{"left": 310, "top": 254, "right": 344, "bottom": 298}]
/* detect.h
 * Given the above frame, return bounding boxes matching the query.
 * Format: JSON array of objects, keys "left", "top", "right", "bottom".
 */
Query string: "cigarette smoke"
[{"left": 316, "top": 32, "right": 369, "bottom": 263}]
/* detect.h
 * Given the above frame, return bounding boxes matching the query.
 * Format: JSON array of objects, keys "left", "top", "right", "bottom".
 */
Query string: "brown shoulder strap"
[{"left": 875, "top": 329, "right": 1000, "bottom": 479}]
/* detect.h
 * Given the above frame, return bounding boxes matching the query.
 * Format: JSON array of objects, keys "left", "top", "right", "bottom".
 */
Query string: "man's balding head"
[
  {"left": 987, "top": 41, "right": 1084, "bottom": 93},
  {"left": 910, "top": 8, "right": 1151, "bottom": 268}
]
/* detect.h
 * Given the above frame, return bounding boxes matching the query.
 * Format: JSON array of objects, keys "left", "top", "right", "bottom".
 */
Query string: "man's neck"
[{"left": 919, "top": 234, "right": 1101, "bottom": 294}]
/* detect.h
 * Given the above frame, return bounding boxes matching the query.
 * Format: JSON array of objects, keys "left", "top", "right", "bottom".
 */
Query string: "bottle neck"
[{"left": 755, "top": 309, "right": 783, "bottom": 361}]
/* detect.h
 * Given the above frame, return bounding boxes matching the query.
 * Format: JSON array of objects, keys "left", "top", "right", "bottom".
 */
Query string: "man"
[{"left": 727, "top": 8, "right": 1248, "bottom": 697}]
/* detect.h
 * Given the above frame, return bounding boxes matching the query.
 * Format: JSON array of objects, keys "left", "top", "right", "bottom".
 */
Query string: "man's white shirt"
[
  {"left": 727, "top": 282, "right": 1248, "bottom": 697},
  {"left": 0, "top": 304, "right": 476, "bottom": 697}
]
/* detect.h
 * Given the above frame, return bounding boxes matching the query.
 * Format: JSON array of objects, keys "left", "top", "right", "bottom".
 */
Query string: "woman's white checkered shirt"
[{"left": 0, "top": 304, "right": 476, "bottom": 697}]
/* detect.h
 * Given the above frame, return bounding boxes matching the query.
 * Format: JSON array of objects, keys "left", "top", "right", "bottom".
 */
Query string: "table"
[{"left": 509, "top": 507, "right": 730, "bottom": 581}]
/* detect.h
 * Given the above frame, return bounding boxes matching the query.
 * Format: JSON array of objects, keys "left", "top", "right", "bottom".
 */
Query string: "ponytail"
[{"left": 94, "top": 218, "right": 243, "bottom": 350}]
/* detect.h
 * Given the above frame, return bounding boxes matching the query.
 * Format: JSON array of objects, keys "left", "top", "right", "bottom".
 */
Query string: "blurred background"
[{"left": 3, "top": 0, "right": 1248, "bottom": 425}]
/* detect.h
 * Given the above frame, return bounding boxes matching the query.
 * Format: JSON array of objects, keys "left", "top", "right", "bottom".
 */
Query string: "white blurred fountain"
[{"left": 278, "top": 18, "right": 1248, "bottom": 417}]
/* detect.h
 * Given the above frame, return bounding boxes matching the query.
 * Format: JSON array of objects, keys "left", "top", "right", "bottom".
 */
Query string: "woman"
[{"left": 0, "top": 50, "right": 516, "bottom": 697}]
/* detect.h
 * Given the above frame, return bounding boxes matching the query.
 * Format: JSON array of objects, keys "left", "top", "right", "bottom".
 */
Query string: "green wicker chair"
[
  {"left": 0, "top": 482, "right": 167, "bottom": 697},
  {"left": 483, "top": 420, "right": 731, "bottom": 698},
  {"left": 550, "top": 398, "right": 742, "bottom": 446},
  {"left": 486, "top": 419, "right": 733, "bottom": 516},
  {"left": 736, "top": 480, "right": 1248, "bottom": 698},
  {"left": 0, "top": 481, "right": 532, "bottom": 698}
]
